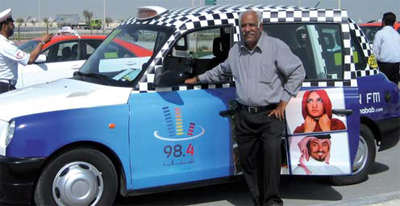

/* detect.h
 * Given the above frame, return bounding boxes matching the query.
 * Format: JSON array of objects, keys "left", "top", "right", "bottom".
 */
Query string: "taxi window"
[
  {"left": 18, "top": 40, "right": 40, "bottom": 53},
  {"left": 263, "top": 23, "right": 344, "bottom": 80},
  {"left": 165, "top": 26, "right": 232, "bottom": 78},
  {"left": 350, "top": 30, "right": 367, "bottom": 70},
  {"left": 45, "top": 41, "right": 79, "bottom": 62}
]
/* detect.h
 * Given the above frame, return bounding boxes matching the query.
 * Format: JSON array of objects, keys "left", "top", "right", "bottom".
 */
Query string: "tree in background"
[
  {"left": 83, "top": 9, "right": 93, "bottom": 33},
  {"left": 105, "top": 17, "right": 112, "bottom": 27},
  {"left": 43, "top": 18, "right": 50, "bottom": 34},
  {"left": 30, "top": 19, "right": 37, "bottom": 32},
  {"left": 25, "top": 16, "right": 31, "bottom": 26},
  {"left": 15, "top": 18, "right": 24, "bottom": 41}
]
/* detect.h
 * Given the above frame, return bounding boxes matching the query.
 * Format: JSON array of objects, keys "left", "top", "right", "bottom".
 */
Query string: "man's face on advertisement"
[
  {"left": 306, "top": 91, "right": 324, "bottom": 118},
  {"left": 309, "top": 139, "right": 330, "bottom": 161}
]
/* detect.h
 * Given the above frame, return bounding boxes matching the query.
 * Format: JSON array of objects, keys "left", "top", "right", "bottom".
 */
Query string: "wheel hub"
[
  {"left": 353, "top": 135, "right": 368, "bottom": 174},
  {"left": 52, "top": 162, "right": 104, "bottom": 206}
]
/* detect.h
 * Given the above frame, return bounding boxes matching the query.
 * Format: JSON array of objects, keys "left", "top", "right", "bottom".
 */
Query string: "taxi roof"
[{"left": 122, "top": 4, "right": 348, "bottom": 31}]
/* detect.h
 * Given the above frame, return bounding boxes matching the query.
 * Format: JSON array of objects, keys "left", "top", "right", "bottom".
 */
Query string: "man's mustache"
[{"left": 243, "top": 31, "right": 256, "bottom": 37}]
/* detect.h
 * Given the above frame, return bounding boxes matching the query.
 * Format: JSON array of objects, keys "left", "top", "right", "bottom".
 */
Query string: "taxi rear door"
[{"left": 264, "top": 23, "right": 359, "bottom": 176}]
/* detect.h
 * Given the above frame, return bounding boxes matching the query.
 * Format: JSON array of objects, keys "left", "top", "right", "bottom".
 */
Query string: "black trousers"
[
  {"left": 235, "top": 108, "right": 285, "bottom": 206},
  {"left": 378, "top": 62, "right": 400, "bottom": 85},
  {"left": 0, "top": 82, "right": 16, "bottom": 94}
]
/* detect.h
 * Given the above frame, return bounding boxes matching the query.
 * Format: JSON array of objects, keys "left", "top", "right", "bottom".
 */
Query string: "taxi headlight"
[
  {"left": 5, "top": 121, "right": 16, "bottom": 146},
  {"left": 0, "top": 120, "right": 15, "bottom": 147}
]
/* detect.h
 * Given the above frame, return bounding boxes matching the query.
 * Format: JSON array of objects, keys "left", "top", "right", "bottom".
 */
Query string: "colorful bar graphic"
[
  {"left": 187, "top": 122, "right": 196, "bottom": 136},
  {"left": 175, "top": 108, "right": 184, "bottom": 136},
  {"left": 162, "top": 106, "right": 175, "bottom": 137}
]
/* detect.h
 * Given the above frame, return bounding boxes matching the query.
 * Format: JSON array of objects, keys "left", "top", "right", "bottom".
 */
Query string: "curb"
[{"left": 310, "top": 191, "right": 400, "bottom": 206}]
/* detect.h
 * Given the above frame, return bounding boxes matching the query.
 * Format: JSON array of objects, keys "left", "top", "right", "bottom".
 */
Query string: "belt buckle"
[{"left": 248, "top": 106, "right": 258, "bottom": 113}]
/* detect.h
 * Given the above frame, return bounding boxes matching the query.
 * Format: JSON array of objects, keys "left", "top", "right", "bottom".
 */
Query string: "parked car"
[
  {"left": 16, "top": 34, "right": 105, "bottom": 88},
  {"left": 359, "top": 21, "right": 400, "bottom": 43},
  {"left": 16, "top": 33, "right": 152, "bottom": 88},
  {"left": 0, "top": 4, "right": 399, "bottom": 206}
]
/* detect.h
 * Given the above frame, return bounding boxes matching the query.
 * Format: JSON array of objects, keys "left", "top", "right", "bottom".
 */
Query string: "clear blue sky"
[{"left": 0, "top": 0, "right": 399, "bottom": 23}]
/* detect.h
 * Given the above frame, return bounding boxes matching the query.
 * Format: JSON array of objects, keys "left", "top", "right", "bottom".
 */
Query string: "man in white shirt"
[
  {"left": 293, "top": 135, "right": 343, "bottom": 175},
  {"left": 372, "top": 12, "right": 400, "bottom": 85},
  {"left": 0, "top": 8, "right": 52, "bottom": 93}
]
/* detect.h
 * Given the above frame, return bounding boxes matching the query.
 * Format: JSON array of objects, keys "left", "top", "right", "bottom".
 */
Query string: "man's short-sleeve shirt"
[{"left": 0, "top": 34, "right": 30, "bottom": 82}]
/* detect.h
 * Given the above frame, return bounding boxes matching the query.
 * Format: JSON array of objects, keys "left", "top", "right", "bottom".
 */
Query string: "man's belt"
[{"left": 237, "top": 102, "right": 277, "bottom": 114}]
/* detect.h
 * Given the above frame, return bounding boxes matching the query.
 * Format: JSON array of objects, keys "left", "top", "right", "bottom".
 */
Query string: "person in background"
[
  {"left": 372, "top": 12, "right": 400, "bottom": 85},
  {"left": 185, "top": 9, "right": 305, "bottom": 206},
  {"left": 0, "top": 8, "right": 52, "bottom": 93}
]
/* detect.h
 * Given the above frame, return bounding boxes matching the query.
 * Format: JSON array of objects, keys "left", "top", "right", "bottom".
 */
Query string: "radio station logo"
[{"left": 154, "top": 106, "right": 205, "bottom": 141}]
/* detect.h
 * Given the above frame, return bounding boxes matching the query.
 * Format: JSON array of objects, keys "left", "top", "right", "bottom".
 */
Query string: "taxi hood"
[{"left": 0, "top": 79, "right": 133, "bottom": 122}]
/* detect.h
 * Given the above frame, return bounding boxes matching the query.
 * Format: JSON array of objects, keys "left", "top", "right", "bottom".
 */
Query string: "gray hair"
[{"left": 239, "top": 9, "right": 263, "bottom": 27}]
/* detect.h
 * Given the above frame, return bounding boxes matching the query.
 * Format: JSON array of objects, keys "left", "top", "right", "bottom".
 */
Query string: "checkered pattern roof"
[{"left": 120, "top": 4, "right": 373, "bottom": 93}]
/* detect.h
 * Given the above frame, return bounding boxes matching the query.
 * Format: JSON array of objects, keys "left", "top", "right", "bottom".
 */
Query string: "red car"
[
  {"left": 359, "top": 21, "right": 400, "bottom": 43},
  {"left": 17, "top": 34, "right": 152, "bottom": 88}
]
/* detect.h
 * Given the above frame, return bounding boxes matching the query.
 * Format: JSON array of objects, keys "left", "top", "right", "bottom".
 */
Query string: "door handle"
[
  {"left": 219, "top": 110, "right": 235, "bottom": 117},
  {"left": 332, "top": 109, "right": 353, "bottom": 116},
  {"left": 126, "top": 61, "right": 136, "bottom": 66},
  {"left": 71, "top": 65, "right": 80, "bottom": 70}
]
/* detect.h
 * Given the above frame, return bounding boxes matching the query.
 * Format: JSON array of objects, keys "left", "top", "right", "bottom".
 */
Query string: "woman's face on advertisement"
[{"left": 306, "top": 91, "right": 324, "bottom": 118}]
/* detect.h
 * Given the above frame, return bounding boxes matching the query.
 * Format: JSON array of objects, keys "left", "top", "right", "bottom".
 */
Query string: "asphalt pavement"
[{"left": 115, "top": 141, "right": 400, "bottom": 206}]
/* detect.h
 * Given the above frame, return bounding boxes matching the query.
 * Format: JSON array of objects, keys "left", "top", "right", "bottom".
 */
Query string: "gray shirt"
[{"left": 198, "top": 32, "right": 306, "bottom": 107}]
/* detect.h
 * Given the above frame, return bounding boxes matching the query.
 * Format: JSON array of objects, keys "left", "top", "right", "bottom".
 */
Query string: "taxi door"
[
  {"left": 263, "top": 23, "right": 359, "bottom": 176},
  {"left": 128, "top": 87, "right": 235, "bottom": 190},
  {"left": 127, "top": 26, "right": 236, "bottom": 190}
]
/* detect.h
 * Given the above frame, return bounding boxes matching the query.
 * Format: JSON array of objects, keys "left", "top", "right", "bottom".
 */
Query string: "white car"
[{"left": 16, "top": 34, "right": 106, "bottom": 88}]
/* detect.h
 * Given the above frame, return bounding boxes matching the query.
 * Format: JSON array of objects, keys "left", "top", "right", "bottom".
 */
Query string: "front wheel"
[
  {"left": 34, "top": 148, "right": 118, "bottom": 206},
  {"left": 330, "top": 124, "right": 376, "bottom": 185}
]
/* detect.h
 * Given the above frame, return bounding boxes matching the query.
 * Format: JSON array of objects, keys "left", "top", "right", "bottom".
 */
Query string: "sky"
[{"left": 0, "top": 0, "right": 399, "bottom": 23}]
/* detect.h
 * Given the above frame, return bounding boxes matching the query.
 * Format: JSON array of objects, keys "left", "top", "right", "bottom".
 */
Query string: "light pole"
[
  {"left": 38, "top": 0, "right": 41, "bottom": 26},
  {"left": 103, "top": 0, "right": 106, "bottom": 33}
]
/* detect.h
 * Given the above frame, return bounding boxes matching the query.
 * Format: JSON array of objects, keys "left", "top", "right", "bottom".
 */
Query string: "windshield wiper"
[{"left": 73, "top": 71, "right": 111, "bottom": 81}]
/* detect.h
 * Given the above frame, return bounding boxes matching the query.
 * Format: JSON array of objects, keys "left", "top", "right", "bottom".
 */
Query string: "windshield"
[
  {"left": 18, "top": 40, "right": 40, "bottom": 53},
  {"left": 78, "top": 25, "right": 171, "bottom": 86}
]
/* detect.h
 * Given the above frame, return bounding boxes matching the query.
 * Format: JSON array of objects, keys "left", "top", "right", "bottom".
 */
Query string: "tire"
[
  {"left": 34, "top": 148, "right": 118, "bottom": 206},
  {"left": 330, "top": 124, "right": 376, "bottom": 185}
]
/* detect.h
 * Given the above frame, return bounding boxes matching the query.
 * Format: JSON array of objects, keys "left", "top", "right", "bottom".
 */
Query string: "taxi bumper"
[
  {"left": 377, "top": 117, "right": 400, "bottom": 151},
  {"left": 0, "top": 155, "right": 46, "bottom": 204}
]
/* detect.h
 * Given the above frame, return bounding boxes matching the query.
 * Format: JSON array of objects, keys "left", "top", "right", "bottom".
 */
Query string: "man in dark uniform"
[
  {"left": 186, "top": 9, "right": 305, "bottom": 206},
  {"left": 0, "top": 8, "right": 52, "bottom": 93}
]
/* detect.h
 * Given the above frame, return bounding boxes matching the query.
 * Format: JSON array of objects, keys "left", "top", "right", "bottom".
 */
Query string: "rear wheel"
[
  {"left": 330, "top": 124, "right": 376, "bottom": 185},
  {"left": 34, "top": 148, "right": 117, "bottom": 206}
]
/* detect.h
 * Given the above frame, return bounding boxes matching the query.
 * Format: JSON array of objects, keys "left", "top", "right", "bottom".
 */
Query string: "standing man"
[
  {"left": 0, "top": 8, "right": 52, "bottom": 93},
  {"left": 185, "top": 10, "right": 305, "bottom": 206},
  {"left": 372, "top": 12, "right": 400, "bottom": 85}
]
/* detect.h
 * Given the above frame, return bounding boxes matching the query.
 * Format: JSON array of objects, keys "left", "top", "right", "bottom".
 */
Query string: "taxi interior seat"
[
  {"left": 61, "top": 47, "right": 72, "bottom": 61},
  {"left": 206, "top": 36, "right": 230, "bottom": 71},
  {"left": 71, "top": 44, "right": 78, "bottom": 60},
  {"left": 292, "top": 29, "right": 317, "bottom": 79},
  {"left": 320, "top": 33, "right": 337, "bottom": 79}
]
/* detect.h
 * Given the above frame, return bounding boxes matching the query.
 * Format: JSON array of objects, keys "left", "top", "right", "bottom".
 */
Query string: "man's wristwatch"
[
  {"left": 195, "top": 75, "right": 200, "bottom": 82},
  {"left": 40, "top": 41, "right": 46, "bottom": 45}
]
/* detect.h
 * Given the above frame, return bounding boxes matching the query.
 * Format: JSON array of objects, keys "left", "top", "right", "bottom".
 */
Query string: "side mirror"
[
  {"left": 154, "top": 70, "right": 186, "bottom": 87},
  {"left": 35, "top": 54, "right": 47, "bottom": 63}
]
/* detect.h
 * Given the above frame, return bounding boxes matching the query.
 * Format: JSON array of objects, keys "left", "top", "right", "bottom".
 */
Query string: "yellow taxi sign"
[
  {"left": 137, "top": 6, "right": 168, "bottom": 20},
  {"left": 368, "top": 54, "right": 378, "bottom": 68}
]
